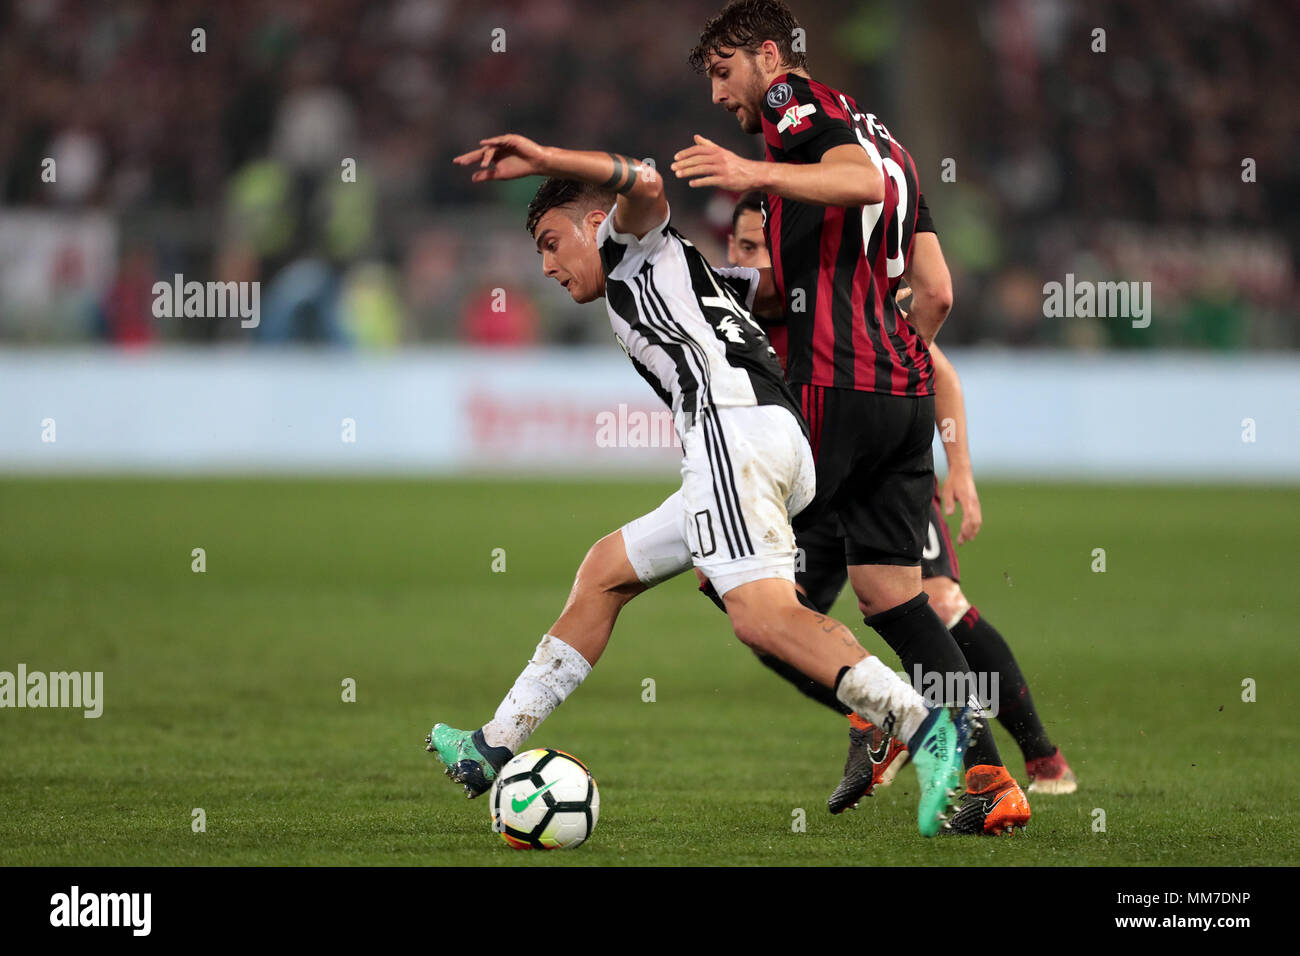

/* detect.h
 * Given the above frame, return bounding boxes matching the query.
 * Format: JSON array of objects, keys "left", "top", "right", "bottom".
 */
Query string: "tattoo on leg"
[
  {"left": 811, "top": 613, "right": 841, "bottom": 635},
  {"left": 810, "top": 610, "right": 861, "bottom": 649}
]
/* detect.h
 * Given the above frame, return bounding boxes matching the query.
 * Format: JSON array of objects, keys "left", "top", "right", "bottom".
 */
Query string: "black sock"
[
  {"left": 950, "top": 607, "right": 1055, "bottom": 761},
  {"left": 865, "top": 592, "right": 1003, "bottom": 771},
  {"left": 699, "top": 578, "right": 851, "bottom": 715}
]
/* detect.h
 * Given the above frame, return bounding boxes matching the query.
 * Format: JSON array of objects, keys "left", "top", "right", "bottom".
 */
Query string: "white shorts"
[{"left": 621, "top": 403, "right": 816, "bottom": 597}]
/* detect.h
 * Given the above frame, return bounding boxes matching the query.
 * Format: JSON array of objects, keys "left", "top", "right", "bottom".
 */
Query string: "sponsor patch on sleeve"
[
  {"left": 765, "top": 82, "right": 793, "bottom": 109},
  {"left": 776, "top": 102, "right": 817, "bottom": 133}
]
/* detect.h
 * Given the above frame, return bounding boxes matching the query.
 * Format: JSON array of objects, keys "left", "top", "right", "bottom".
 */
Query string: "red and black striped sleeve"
[
  {"left": 760, "top": 73, "right": 859, "bottom": 165},
  {"left": 915, "top": 193, "right": 936, "bottom": 235}
]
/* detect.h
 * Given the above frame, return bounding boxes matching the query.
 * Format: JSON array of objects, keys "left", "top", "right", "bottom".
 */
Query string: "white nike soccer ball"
[{"left": 489, "top": 748, "right": 599, "bottom": 850}]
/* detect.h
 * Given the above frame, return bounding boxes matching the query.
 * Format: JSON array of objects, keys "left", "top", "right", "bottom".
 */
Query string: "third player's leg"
[
  {"left": 921, "top": 480, "right": 1065, "bottom": 774},
  {"left": 927, "top": 573, "right": 1065, "bottom": 770},
  {"left": 922, "top": 574, "right": 970, "bottom": 628}
]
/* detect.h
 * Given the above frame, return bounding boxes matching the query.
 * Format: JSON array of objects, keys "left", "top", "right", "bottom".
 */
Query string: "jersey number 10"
[{"left": 840, "top": 95, "right": 907, "bottom": 280}]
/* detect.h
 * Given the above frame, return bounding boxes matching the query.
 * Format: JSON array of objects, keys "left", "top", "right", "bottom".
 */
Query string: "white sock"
[
  {"left": 481, "top": 635, "right": 592, "bottom": 753},
  {"left": 835, "top": 655, "right": 930, "bottom": 744}
]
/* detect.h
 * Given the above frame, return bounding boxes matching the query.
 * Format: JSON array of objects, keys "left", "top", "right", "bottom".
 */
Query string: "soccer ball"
[{"left": 489, "top": 748, "right": 599, "bottom": 850}]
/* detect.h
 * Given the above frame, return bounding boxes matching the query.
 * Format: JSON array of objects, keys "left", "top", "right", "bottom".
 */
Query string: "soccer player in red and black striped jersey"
[
  {"left": 678, "top": 0, "right": 1031, "bottom": 833},
  {"left": 727, "top": 194, "right": 1078, "bottom": 807}
]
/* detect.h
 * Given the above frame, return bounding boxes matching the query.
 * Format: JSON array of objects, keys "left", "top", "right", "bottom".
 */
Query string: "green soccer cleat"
[
  {"left": 906, "top": 704, "right": 975, "bottom": 837},
  {"left": 425, "top": 723, "right": 513, "bottom": 799}
]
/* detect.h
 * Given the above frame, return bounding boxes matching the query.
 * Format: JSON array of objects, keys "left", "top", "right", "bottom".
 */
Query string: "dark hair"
[
  {"left": 731, "top": 191, "right": 765, "bottom": 233},
  {"left": 689, "top": 0, "right": 807, "bottom": 75},
  {"left": 525, "top": 178, "right": 616, "bottom": 236}
]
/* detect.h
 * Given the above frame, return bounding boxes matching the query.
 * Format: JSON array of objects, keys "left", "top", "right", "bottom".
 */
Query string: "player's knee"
[
  {"left": 923, "top": 576, "right": 969, "bottom": 628},
  {"left": 574, "top": 533, "right": 642, "bottom": 607},
  {"left": 730, "top": 617, "right": 773, "bottom": 654},
  {"left": 733, "top": 626, "right": 768, "bottom": 652},
  {"left": 725, "top": 600, "right": 776, "bottom": 654},
  {"left": 852, "top": 567, "right": 924, "bottom": 619},
  {"left": 857, "top": 590, "right": 910, "bottom": 619}
]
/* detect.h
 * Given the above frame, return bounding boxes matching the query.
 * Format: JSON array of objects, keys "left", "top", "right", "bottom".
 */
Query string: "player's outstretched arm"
[
  {"left": 671, "top": 135, "right": 883, "bottom": 207},
  {"left": 454, "top": 134, "right": 667, "bottom": 238}
]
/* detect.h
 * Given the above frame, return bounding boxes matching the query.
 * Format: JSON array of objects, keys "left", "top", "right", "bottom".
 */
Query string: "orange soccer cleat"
[{"left": 946, "top": 764, "right": 1031, "bottom": 835}]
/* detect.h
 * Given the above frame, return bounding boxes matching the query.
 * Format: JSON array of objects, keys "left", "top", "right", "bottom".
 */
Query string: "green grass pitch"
[{"left": 1, "top": 477, "right": 1296, "bottom": 866}]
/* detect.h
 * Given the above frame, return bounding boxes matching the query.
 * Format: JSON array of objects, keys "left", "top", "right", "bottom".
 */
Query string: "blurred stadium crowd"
[{"left": 0, "top": 0, "right": 1295, "bottom": 349}]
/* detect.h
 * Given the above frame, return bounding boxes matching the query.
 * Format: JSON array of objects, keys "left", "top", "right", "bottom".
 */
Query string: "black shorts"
[
  {"left": 794, "top": 478, "right": 959, "bottom": 612},
  {"left": 920, "top": 479, "right": 960, "bottom": 581},
  {"left": 792, "top": 385, "right": 937, "bottom": 567}
]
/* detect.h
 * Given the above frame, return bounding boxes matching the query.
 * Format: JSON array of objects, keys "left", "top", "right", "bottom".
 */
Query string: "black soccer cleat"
[{"left": 827, "top": 718, "right": 911, "bottom": 814}]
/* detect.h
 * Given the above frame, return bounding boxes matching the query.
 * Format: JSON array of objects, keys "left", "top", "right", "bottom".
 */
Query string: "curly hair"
[{"left": 688, "top": 0, "right": 808, "bottom": 75}]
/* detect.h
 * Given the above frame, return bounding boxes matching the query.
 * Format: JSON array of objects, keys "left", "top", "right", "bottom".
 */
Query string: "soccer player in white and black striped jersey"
[{"left": 426, "top": 132, "right": 974, "bottom": 837}]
